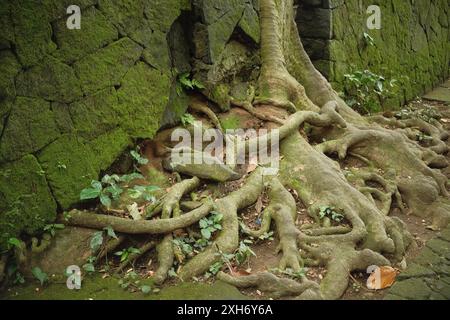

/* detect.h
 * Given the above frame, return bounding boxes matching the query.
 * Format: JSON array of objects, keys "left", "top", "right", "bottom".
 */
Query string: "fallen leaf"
[
  {"left": 127, "top": 202, "right": 142, "bottom": 220},
  {"left": 367, "top": 266, "right": 398, "bottom": 290}
]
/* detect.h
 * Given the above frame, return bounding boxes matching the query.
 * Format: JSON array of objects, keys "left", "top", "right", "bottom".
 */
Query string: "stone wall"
[
  {"left": 0, "top": 0, "right": 261, "bottom": 250},
  {"left": 0, "top": 0, "right": 191, "bottom": 249},
  {"left": 297, "top": 0, "right": 450, "bottom": 106}
]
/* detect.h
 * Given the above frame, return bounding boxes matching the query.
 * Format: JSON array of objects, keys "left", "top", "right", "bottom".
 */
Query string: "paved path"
[
  {"left": 384, "top": 226, "right": 450, "bottom": 300},
  {"left": 423, "top": 79, "right": 450, "bottom": 103}
]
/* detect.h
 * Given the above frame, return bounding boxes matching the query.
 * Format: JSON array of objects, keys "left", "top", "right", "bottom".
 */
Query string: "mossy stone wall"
[
  {"left": 297, "top": 0, "right": 450, "bottom": 106},
  {"left": 0, "top": 0, "right": 190, "bottom": 249}
]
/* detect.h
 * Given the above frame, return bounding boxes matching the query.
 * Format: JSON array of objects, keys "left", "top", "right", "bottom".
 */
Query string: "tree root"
[
  {"left": 64, "top": 203, "right": 213, "bottom": 234},
  {"left": 149, "top": 177, "right": 201, "bottom": 217},
  {"left": 217, "top": 271, "right": 319, "bottom": 299},
  {"left": 116, "top": 240, "right": 156, "bottom": 274},
  {"left": 178, "top": 168, "right": 267, "bottom": 280},
  {"left": 189, "top": 97, "right": 223, "bottom": 131}
]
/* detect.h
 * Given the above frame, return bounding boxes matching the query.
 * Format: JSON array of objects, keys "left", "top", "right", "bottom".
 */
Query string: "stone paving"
[
  {"left": 384, "top": 226, "right": 450, "bottom": 300},
  {"left": 423, "top": 79, "right": 450, "bottom": 103}
]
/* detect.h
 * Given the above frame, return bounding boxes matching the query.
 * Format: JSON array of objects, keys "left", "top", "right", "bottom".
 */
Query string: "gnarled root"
[
  {"left": 178, "top": 168, "right": 267, "bottom": 281},
  {"left": 217, "top": 271, "right": 319, "bottom": 299}
]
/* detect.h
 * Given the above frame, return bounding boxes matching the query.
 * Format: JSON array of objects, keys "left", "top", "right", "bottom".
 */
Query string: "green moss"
[
  {"left": 51, "top": 102, "right": 74, "bottom": 134},
  {"left": 69, "top": 87, "right": 120, "bottom": 139},
  {"left": 238, "top": 4, "right": 260, "bottom": 44},
  {"left": 16, "top": 56, "right": 83, "bottom": 103},
  {"left": 116, "top": 62, "right": 171, "bottom": 138},
  {"left": 220, "top": 114, "right": 242, "bottom": 131},
  {"left": 327, "top": 0, "right": 449, "bottom": 107},
  {"left": 0, "top": 155, "right": 57, "bottom": 251},
  {"left": 205, "top": 1, "right": 245, "bottom": 63},
  {"left": 87, "top": 128, "right": 132, "bottom": 172},
  {"left": 1, "top": 275, "right": 246, "bottom": 300},
  {"left": 73, "top": 38, "right": 142, "bottom": 95},
  {"left": 0, "top": 100, "right": 13, "bottom": 136},
  {"left": 42, "top": 0, "right": 96, "bottom": 20},
  {"left": 210, "top": 83, "right": 231, "bottom": 111},
  {"left": 37, "top": 135, "right": 97, "bottom": 210},
  {"left": 52, "top": 7, "right": 118, "bottom": 63},
  {"left": 0, "top": 50, "right": 21, "bottom": 99},
  {"left": 11, "top": 0, "right": 56, "bottom": 67},
  {"left": 144, "top": 0, "right": 188, "bottom": 33},
  {"left": 97, "top": 0, "right": 146, "bottom": 35},
  {"left": 0, "top": 97, "right": 60, "bottom": 162},
  {"left": 146, "top": 167, "right": 171, "bottom": 188},
  {"left": 141, "top": 30, "right": 171, "bottom": 73},
  {"left": 0, "top": 2, "right": 14, "bottom": 49}
]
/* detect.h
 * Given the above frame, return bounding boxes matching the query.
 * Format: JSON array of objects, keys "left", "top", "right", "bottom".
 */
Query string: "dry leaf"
[
  {"left": 127, "top": 202, "right": 142, "bottom": 220},
  {"left": 367, "top": 266, "right": 398, "bottom": 290}
]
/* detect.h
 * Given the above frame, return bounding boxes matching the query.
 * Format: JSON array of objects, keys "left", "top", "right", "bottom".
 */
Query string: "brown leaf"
[{"left": 367, "top": 266, "right": 398, "bottom": 290}]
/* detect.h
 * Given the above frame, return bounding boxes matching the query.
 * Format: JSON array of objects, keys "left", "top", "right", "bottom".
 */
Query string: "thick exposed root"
[
  {"left": 189, "top": 97, "right": 223, "bottom": 131},
  {"left": 217, "top": 271, "right": 319, "bottom": 299},
  {"left": 297, "top": 243, "right": 390, "bottom": 300},
  {"left": 64, "top": 203, "right": 213, "bottom": 234},
  {"left": 163, "top": 148, "right": 241, "bottom": 182},
  {"left": 149, "top": 177, "right": 201, "bottom": 218},
  {"left": 53, "top": 0, "right": 448, "bottom": 302},
  {"left": 178, "top": 168, "right": 267, "bottom": 280}
]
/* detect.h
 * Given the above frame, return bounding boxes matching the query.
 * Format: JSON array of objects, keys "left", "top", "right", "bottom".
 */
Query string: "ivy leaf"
[
  {"left": 99, "top": 193, "right": 112, "bottom": 208},
  {"left": 104, "top": 226, "right": 118, "bottom": 240},
  {"left": 201, "top": 228, "right": 211, "bottom": 240},
  {"left": 90, "top": 231, "right": 104, "bottom": 252},
  {"left": 80, "top": 187, "right": 101, "bottom": 200},
  {"left": 31, "top": 267, "right": 48, "bottom": 286},
  {"left": 199, "top": 219, "right": 209, "bottom": 229},
  {"left": 83, "top": 263, "right": 95, "bottom": 273},
  {"left": 8, "top": 237, "right": 21, "bottom": 248},
  {"left": 129, "top": 247, "right": 141, "bottom": 255},
  {"left": 141, "top": 285, "right": 152, "bottom": 294}
]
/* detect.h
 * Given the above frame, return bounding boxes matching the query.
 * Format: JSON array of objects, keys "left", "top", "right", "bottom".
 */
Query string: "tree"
[{"left": 63, "top": 0, "right": 449, "bottom": 299}]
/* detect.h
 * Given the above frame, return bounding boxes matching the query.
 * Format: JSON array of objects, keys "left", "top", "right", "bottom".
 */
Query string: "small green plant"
[
  {"left": 395, "top": 105, "right": 441, "bottom": 124},
  {"left": 270, "top": 267, "right": 306, "bottom": 279},
  {"left": 207, "top": 261, "right": 224, "bottom": 276},
  {"left": 234, "top": 241, "right": 256, "bottom": 266},
  {"left": 257, "top": 231, "right": 274, "bottom": 242},
  {"left": 319, "top": 206, "right": 344, "bottom": 222},
  {"left": 177, "top": 72, "right": 205, "bottom": 93},
  {"left": 89, "top": 226, "right": 118, "bottom": 254},
  {"left": 180, "top": 113, "right": 196, "bottom": 127},
  {"left": 128, "top": 185, "right": 160, "bottom": 202},
  {"left": 205, "top": 241, "right": 256, "bottom": 278},
  {"left": 416, "top": 132, "right": 433, "bottom": 143},
  {"left": 83, "top": 256, "right": 97, "bottom": 273},
  {"left": 199, "top": 211, "right": 223, "bottom": 240},
  {"left": 31, "top": 267, "right": 48, "bottom": 286},
  {"left": 343, "top": 70, "right": 397, "bottom": 114},
  {"left": 168, "top": 267, "right": 179, "bottom": 279},
  {"left": 130, "top": 147, "right": 149, "bottom": 165},
  {"left": 43, "top": 223, "right": 65, "bottom": 237},
  {"left": 115, "top": 247, "right": 141, "bottom": 263},
  {"left": 56, "top": 162, "right": 67, "bottom": 170},
  {"left": 363, "top": 32, "right": 375, "bottom": 47},
  {"left": 6, "top": 237, "right": 22, "bottom": 251},
  {"left": 7, "top": 263, "right": 25, "bottom": 285},
  {"left": 118, "top": 271, "right": 154, "bottom": 294},
  {"left": 79, "top": 173, "right": 147, "bottom": 208}
]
